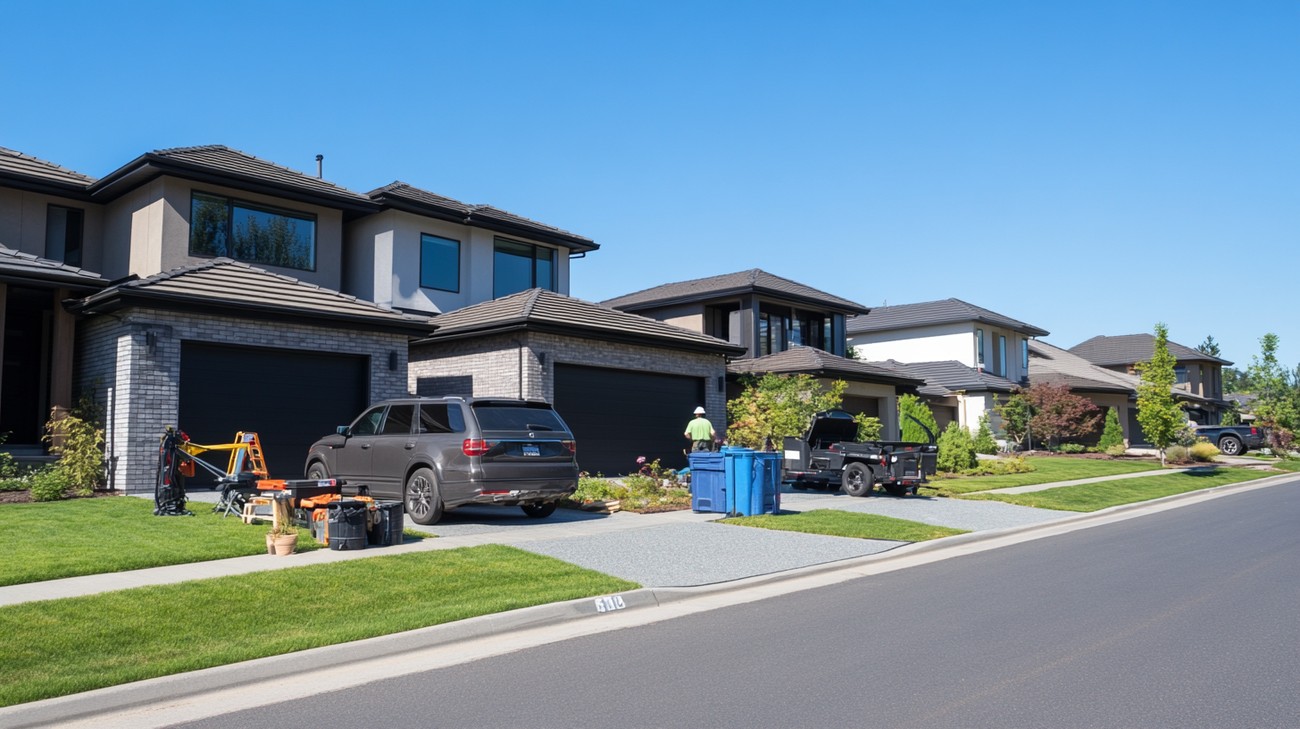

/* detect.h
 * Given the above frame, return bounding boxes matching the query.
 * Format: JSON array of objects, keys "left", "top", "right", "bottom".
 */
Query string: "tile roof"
[
  {"left": 0, "top": 146, "right": 96, "bottom": 193},
  {"left": 69, "top": 258, "right": 432, "bottom": 334},
  {"left": 0, "top": 245, "right": 106, "bottom": 288},
  {"left": 1068, "top": 333, "right": 1232, "bottom": 367},
  {"left": 878, "top": 359, "right": 1020, "bottom": 398},
  {"left": 602, "top": 269, "right": 869, "bottom": 314},
  {"left": 368, "top": 182, "right": 596, "bottom": 251},
  {"left": 1028, "top": 340, "right": 1139, "bottom": 394},
  {"left": 726, "top": 346, "right": 926, "bottom": 388},
  {"left": 414, "top": 288, "right": 745, "bottom": 355},
  {"left": 846, "top": 298, "right": 1049, "bottom": 337}
]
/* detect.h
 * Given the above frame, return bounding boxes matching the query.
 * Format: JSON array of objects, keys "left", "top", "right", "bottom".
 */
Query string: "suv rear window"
[{"left": 472, "top": 404, "right": 568, "bottom": 432}]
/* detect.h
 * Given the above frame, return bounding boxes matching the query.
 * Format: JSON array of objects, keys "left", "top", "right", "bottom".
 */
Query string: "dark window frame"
[
  {"left": 419, "top": 233, "right": 461, "bottom": 293},
  {"left": 492, "top": 237, "right": 557, "bottom": 298},
  {"left": 188, "top": 190, "right": 318, "bottom": 272},
  {"left": 45, "top": 204, "right": 85, "bottom": 267}
]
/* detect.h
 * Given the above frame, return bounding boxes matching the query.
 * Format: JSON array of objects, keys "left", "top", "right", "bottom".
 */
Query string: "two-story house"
[
  {"left": 1069, "top": 334, "right": 1233, "bottom": 427},
  {"left": 846, "top": 298, "right": 1050, "bottom": 432},
  {"left": 602, "top": 269, "right": 926, "bottom": 439}
]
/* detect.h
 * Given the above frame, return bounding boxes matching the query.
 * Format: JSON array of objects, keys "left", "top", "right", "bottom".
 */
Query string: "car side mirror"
[{"left": 336, "top": 426, "right": 349, "bottom": 436}]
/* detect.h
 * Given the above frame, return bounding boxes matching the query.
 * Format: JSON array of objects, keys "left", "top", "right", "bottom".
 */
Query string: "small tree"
[
  {"left": 1246, "top": 333, "right": 1298, "bottom": 431},
  {"left": 1221, "top": 403, "right": 1241, "bottom": 426},
  {"left": 726, "top": 374, "right": 847, "bottom": 449},
  {"left": 1097, "top": 407, "right": 1124, "bottom": 451},
  {"left": 853, "top": 413, "right": 883, "bottom": 441},
  {"left": 995, "top": 391, "right": 1031, "bottom": 449},
  {"left": 973, "top": 412, "right": 998, "bottom": 455},
  {"left": 898, "top": 394, "right": 939, "bottom": 443},
  {"left": 1024, "top": 383, "right": 1101, "bottom": 448},
  {"left": 936, "top": 421, "right": 977, "bottom": 472},
  {"left": 1135, "top": 323, "right": 1185, "bottom": 464}
]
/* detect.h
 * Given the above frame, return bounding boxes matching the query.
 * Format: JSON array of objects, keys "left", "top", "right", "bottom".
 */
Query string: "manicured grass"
[
  {"left": 0, "top": 497, "right": 332, "bottom": 587},
  {"left": 724, "top": 509, "right": 967, "bottom": 542},
  {"left": 924, "top": 456, "right": 1163, "bottom": 496},
  {"left": 0, "top": 545, "right": 637, "bottom": 707},
  {"left": 962, "top": 467, "right": 1273, "bottom": 512},
  {"left": 1269, "top": 459, "right": 1300, "bottom": 472}
]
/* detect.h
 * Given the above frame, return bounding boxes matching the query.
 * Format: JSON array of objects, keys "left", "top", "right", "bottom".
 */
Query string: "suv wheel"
[
  {"left": 405, "top": 467, "right": 444, "bottom": 525},
  {"left": 520, "top": 502, "right": 557, "bottom": 519},
  {"left": 306, "top": 461, "right": 328, "bottom": 480}
]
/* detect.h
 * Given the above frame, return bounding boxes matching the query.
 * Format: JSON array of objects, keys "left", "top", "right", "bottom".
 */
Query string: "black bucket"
[
  {"left": 368, "top": 502, "right": 405, "bottom": 546},
  {"left": 327, "top": 499, "right": 368, "bottom": 551}
]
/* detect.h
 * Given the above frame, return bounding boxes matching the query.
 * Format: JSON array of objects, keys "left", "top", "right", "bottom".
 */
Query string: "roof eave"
[
  {"left": 0, "top": 173, "right": 94, "bottom": 201},
  {"left": 613, "top": 286, "right": 869, "bottom": 316},
  {"left": 414, "top": 320, "right": 744, "bottom": 355},
  {"left": 375, "top": 195, "right": 598, "bottom": 253}
]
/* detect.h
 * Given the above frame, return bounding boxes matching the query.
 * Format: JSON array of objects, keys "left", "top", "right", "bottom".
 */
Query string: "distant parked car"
[
  {"left": 1193, "top": 424, "right": 1269, "bottom": 456},
  {"left": 305, "top": 397, "right": 579, "bottom": 524}
]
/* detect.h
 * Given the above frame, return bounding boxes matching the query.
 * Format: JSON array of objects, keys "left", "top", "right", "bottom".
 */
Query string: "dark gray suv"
[{"left": 304, "top": 397, "right": 578, "bottom": 525}]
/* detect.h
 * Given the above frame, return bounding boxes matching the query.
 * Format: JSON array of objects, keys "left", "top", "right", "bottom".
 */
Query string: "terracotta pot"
[{"left": 268, "top": 532, "right": 297, "bottom": 556}]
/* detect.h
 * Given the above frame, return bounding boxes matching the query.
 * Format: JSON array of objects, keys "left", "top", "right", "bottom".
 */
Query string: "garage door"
[
  {"left": 554, "top": 364, "right": 705, "bottom": 476},
  {"left": 178, "top": 342, "right": 368, "bottom": 483}
]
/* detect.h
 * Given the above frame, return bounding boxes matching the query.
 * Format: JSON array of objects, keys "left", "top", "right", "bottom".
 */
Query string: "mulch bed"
[{"left": 0, "top": 490, "right": 119, "bottom": 505}]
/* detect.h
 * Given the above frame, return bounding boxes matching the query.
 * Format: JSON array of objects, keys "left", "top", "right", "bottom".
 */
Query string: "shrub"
[
  {"left": 1098, "top": 407, "right": 1124, "bottom": 451},
  {"left": 973, "top": 414, "right": 997, "bottom": 455},
  {"left": 854, "top": 413, "right": 882, "bottom": 442},
  {"left": 1056, "top": 443, "right": 1088, "bottom": 454},
  {"left": 962, "top": 456, "right": 1035, "bottom": 476},
  {"left": 1189, "top": 442, "right": 1220, "bottom": 462},
  {"left": 936, "top": 422, "right": 977, "bottom": 473},
  {"left": 899, "top": 394, "right": 940, "bottom": 444},
  {"left": 28, "top": 467, "right": 71, "bottom": 502},
  {"left": 44, "top": 410, "right": 105, "bottom": 496},
  {"left": 1164, "top": 445, "right": 1191, "bottom": 464},
  {"left": 1268, "top": 427, "right": 1295, "bottom": 454},
  {"left": 1104, "top": 443, "right": 1128, "bottom": 457}
]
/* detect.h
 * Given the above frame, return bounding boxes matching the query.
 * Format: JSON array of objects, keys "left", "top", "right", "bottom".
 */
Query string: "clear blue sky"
[{"left": 4, "top": 0, "right": 1297, "bottom": 370}]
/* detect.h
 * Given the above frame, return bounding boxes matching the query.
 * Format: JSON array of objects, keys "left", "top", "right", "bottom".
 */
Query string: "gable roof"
[
  {"left": 602, "top": 269, "right": 869, "bottom": 315},
  {"left": 726, "top": 346, "right": 925, "bottom": 389},
  {"left": 89, "top": 145, "right": 378, "bottom": 215},
  {"left": 879, "top": 359, "right": 1020, "bottom": 398},
  {"left": 0, "top": 146, "right": 96, "bottom": 198},
  {"left": 1028, "top": 340, "right": 1139, "bottom": 394},
  {"left": 0, "top": 245, "right": 106, "bottom": 289},
  {"left": 368, "top": 182, "right": 597, "bottom": 252},
  {"left": 1069, "top": 334, "right": 1232, "bottom": 367},
  {"left": 413, "top": 288, "right": 745, "bottom": 355},
  {"left": 68, "top": 258, "right": 431, "bottom": 335},
  {"left": 846, "top": 298, "right": 1049, "bottom": 337}
]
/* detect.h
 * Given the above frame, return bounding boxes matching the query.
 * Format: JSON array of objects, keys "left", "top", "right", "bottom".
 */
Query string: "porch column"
[{"left": 50, "top": 287, "right": 75, "bottom": 416}]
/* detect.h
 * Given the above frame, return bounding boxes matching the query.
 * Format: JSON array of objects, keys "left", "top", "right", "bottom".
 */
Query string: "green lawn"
[
  {"left": 724, "top": 509, "right": 967, "bottom": 542},
  {"left": 1269, "top": 459, "right": 1300, "bottom": 472},
  {"left": 924, "top": 456, "right": 1164, "bottom": 496},
  {"left": 962, "top": 467, "right": 1273, "bottom": 512},
  {"left": 0, "top": 497, "right": 333, "bottom": 586},
  {"left": 0, "top": 545, "right": 637, "bottom": 707}
]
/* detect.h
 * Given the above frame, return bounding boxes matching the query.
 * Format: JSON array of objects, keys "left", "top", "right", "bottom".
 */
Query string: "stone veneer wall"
[
  {"left": 74, "top": 308, "right": 410, "bottom": 492},
  {"left": 409, "top": 331, "right": 729, "bottom": 433}
]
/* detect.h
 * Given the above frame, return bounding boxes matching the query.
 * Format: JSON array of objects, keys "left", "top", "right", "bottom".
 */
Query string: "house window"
[
  {"left": 758, "top": 304, "right": 791, "bottom": 356},
  {"left": 792, "top": 310, "right": 829, "bottom": 351},
  {"left": 189, "top": 192, "right": 316, "bottom": 271},
  {"left": 420, "top": 234, "right": 460, "bottom": 292},
  {"left": 1175, "top": 366, "right": 1189, "bottom": 385},
  {"left": 45, "top": 205, "right": 84, "bottom": 267},
  {"left": 493, "top": 238, "right": 555, "bottom": 297},
  {"left": 1021, "top": 339, "right": 1029, "bottom": 371},
  {"left": 976, "top": 329, "right": 985, "bottom": 369},
  {"left": 998, "top": 335, "right": 1007, "bottom": 377}
]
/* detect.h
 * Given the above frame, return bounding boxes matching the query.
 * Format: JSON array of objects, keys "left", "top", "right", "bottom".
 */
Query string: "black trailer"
[{"left": 783, "top": 410, "right": 938, "bottom": 496}]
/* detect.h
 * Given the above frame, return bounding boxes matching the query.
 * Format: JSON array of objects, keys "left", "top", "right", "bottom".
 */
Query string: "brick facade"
[{"left": 75, "top": 308, "right": 409, "bottom": 492}]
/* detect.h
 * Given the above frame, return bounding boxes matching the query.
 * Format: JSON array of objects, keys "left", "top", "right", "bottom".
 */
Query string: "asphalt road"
[{"left": 177, "top": 479, "right": 1300, "bottom": 729}]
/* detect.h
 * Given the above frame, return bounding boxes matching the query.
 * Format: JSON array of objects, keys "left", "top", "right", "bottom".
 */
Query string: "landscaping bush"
[
  {"left": 899, "top": 394, "right": 940, "bottom": 444},
  {"left": 1098, "top": 407, "right": 1124, "bottom": 451},
  {"left": 961, "top": 456, "right": 1035, "bottom": 476},
  {"left": 973, "top": 413, "right": 997, "bottom": 455},
  {"left": 44, "top": 410, "right": 105, "bottom": 496},
  {"left": 1189, "top": 442, "right": 1220, "bottom": 462},
  {"left": 27, "top": 467, "right": 71, "bottom": 502},
  {"left": 1056, "top": 443, "right": 1088, "bottom": 454},
  {"left": 936, "top": 422, "right": 977, "bottom": 473},
  {"left": 854, "top": 413, "right": 882, "bottom": 441},
  {"left": 1268, "top": 427, "right": 1295, "bottom": 454},
  {"left": 1164, "top": 445, "right": 1191, "bottom": 464},
  {"left": 1104, "top": 443, "right": 1128, "bottom": 457}
]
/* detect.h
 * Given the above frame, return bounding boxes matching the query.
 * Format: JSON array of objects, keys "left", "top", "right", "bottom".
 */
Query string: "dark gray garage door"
[
  {"left": 554, "top": 364, "right": 705, "bottom": 476},
  {"left": 178, "top": 342, "right": 368, "bottom": 483}
]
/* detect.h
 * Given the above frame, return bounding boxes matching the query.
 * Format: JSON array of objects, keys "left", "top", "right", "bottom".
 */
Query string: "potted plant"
[{"left": 267, "top": 522, "right": 298, "bottom": 556}]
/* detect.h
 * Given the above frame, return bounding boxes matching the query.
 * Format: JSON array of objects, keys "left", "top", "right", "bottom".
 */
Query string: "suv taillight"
[
  {"left": 562, "top": 440, "right": 576, "bottom": 455},
  {"left": 463, "top": 439, "right": 492, "bottom": 456}
]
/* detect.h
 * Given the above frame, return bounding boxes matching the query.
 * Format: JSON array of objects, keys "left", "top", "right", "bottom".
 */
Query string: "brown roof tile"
[{"left": 603, "top": 269, "right": 869, "bottom": 314}]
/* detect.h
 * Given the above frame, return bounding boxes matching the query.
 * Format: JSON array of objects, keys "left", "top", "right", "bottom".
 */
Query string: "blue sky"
[{"left": 4, "top": 0, "right": 1297, "bottom": 369}]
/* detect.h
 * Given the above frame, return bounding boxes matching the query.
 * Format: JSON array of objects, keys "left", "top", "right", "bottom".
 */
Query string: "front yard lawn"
[
  {"left": 724, "top": 509, "right": 967, "bottom": 542},
  {"left": 0, "top": 545, "right": 638, "bottom": 707},
  {"left": 962, "top": 467, "right": 1273, "bottom": 512},
  {"left": 924, "top": 456, "right": 1164, "bottom": 496},
  {"left": 0, "top": 497, "right": 329, "bottom": 587}
]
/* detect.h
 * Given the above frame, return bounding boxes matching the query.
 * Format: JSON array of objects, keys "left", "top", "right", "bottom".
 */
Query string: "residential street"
[{"left": 176, "top": 479, "right": 1300, "bottom": 729}]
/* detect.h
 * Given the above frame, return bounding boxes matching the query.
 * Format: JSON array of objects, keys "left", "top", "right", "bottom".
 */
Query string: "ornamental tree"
[
  {"left": 726, "top": 374, "right": 847, "bottom": 449},
  {"left": 1135, "top": 322, "right": 1185, "bottom": 463},
  {"left": 994, "top": 392, "right": 1031, "bottom": 449},
  {"left": 1097, "top": 407, "right": 1124, "bottom": 451},
  {"left": 1024, "top": 383, "right": 1101, "bottom": 448},
  {"left": 1246, "top": 333, "right": 1298, "bottom": 431},
  {"left": 898, "top": 394, "right": 939, "bottom": 443}
]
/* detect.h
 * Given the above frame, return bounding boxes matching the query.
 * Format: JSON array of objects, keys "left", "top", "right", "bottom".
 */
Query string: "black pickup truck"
[
  {"left": 783, "top": 410, "right": 938, "bottom": 497},
  {"left": 1193, "top": 424, "right": 1269, "bottom": 456}
]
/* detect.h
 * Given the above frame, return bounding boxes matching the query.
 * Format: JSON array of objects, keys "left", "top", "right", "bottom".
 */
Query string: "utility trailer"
[{"left": 783, "top": 410, "right": 938, "bottom": 497}]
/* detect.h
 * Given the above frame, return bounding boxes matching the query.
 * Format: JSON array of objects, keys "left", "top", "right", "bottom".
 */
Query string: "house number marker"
[{"left": 594, "top": 595, "right": 627, "bottom": 613}]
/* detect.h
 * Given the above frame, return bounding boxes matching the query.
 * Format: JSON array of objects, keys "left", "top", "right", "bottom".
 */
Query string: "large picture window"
[
  {"left": 493, "top": 238, "right": 555, "bottom": 298},
  {"left": 190, "top": 192, "right": 316, "bottom": 271},
  {"left": 420, "top": 234, "right": 460, "bottom": 292}
]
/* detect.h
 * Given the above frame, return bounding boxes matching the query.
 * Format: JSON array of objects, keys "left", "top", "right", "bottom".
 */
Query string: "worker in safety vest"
[{"left": 684, "top": 406, "right": 717, "bottom": 452}]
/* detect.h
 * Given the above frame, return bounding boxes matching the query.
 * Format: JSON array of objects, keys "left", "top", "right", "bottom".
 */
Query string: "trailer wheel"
[
  {"left": 841, "top": 462, "right": 874, "bottom": 497},
  {"left": 404, "top": 467, "right": 444, "bottom": 525}
]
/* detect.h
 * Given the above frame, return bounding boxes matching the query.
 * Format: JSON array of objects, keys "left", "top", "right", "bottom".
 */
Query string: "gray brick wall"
[{"left": 75, "top": 307, "right": 410, "bottom": 493}]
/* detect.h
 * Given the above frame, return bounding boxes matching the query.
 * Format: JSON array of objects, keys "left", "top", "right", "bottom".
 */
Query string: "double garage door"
[
  {"left": 178, "top": 342, "right": 368, "bottom": 483},
  {"left": 553, "top": 364, "right": 705, "bottom": 476}
]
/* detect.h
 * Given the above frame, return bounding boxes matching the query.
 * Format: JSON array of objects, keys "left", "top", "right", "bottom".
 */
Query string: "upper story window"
[
  {"left": 1175, "top": 365, "right": 1189, "bottom": 385},
  {"left": 997, "top": 335, "right": 1007, "bottom": 377},
  {"left": 420, "top": 234, "right": 460, "bottom": 292},
  {"left": 190, "top": 192, "right": 316, "bottom": 271},
  {"left": 493, "top": 238, "right": 555, "bottom": 298},
  {"left": 46, "top": 205, "right": 84, "bottom": 267},
  {"left": 976, "top": 329, "right": 985, "bottom": 368},
  {"left": 792, "top": 309, "right": 829, "bottom": 351},
  {"left": 1021, "top": 338, "right": 1029, "bottom": 371}
]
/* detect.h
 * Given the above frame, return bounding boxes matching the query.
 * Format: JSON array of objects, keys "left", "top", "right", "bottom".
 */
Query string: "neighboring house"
[
  {"left": 1069, "top": 334, "right": 1233, "bottom": 426},
  {"left": 408, "top": 288, "right": 744, "bottom": 474},
  {"left": 1027, "top": 340, "right": 1144, "bottom": 445},
  {"left": 847, "top": 298, "right": 1049, "bottom": 431},
  {"left": 603, "top": 269, "right": 921, "bottom": 438}
]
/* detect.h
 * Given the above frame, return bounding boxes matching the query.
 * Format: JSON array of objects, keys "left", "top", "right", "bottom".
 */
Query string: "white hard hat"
[{"left": 693, "top": 406, "right": 706, "bottom": 415}]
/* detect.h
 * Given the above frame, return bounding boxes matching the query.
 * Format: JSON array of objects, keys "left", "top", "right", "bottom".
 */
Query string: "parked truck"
[
  {"left": 782, "top": 410, "right": 938, "bottom": 497},
  {"left": 1193, "top": 424, "right": 1269, "bottom": 456}
]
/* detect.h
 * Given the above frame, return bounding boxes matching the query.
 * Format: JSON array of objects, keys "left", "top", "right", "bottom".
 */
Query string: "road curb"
[{"left": 2, "top": 471, "right": 1293, "bottom": 728}]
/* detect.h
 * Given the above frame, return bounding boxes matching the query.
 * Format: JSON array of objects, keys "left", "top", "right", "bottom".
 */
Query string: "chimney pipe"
[{"left": 315, "top": 154, "right": 323, "bottom": 178}]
